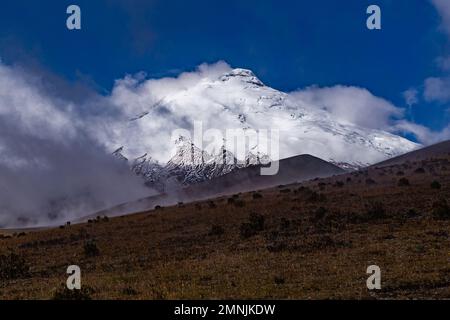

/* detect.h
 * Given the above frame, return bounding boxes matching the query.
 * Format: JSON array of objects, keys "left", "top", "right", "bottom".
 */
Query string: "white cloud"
[
  {"left": 436, "top": 55, "right": 450, "bottom": 71},
  {"left": 402, "top": 88, "right": 419, "bottom": 106},
  {"left": 424, "top": 76, "right": 450, "bottom": 103},
  {"left": 290, "top": 85, "right": 404, "bottom": 130},
  {"left": 431, "top": 0, "right": 450, "bottom": 35},
  {"left": 394, "top": 120, "right": 450, "bottom": 145}
]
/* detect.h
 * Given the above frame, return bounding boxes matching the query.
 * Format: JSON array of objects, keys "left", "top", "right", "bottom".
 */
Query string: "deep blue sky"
[{"left": 0, "top": 0, "right": 448, "bottom": 133}]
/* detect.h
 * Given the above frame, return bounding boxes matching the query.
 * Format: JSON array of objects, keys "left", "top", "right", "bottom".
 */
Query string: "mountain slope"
[
  {"left": 85, "top": 154, "right": 345, "bottom": 219},
  {"left": 373, "top": 140, "right": 450, "bottom": 168}
]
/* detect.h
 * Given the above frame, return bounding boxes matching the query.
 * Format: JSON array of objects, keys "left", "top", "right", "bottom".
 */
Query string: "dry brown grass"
[{"left": 1, "top": 155, "right": 450, "bottom": 299}]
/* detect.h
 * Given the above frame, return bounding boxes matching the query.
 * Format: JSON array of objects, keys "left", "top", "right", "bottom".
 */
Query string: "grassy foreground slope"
[{"left": 0, "top": 153, "right": 449, "bottom": 299}]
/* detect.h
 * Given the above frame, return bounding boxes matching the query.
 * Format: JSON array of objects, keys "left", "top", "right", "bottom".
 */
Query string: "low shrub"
[
  {"left": 84, "top": 240, "right": 100, "bottom": 257},
  {"left": 0, "top": 252, "right": 30, "bottom": 280},
  {"left": 398, "top": 178, "right": 410, "bottom": 187},
  {"left": 432, "top": 199, "right": 450, "bottom": 220},
  {"left": 52, "top": 285, "right": 94, "bottom": 300},
  {"left": 252, "top": 192, "right": 263, "bottom": 199},
  {"left": 430, "top": 181, "right": 441, "bottom": 190},
  {"left": 240, "top": 212, "right": 265, "bottom": 239},
  {"left": 364, "top": 201, "right": 386, "bottom": 220},
  {"left": 233, "top": 199, "right": 246, "bottom": 208},
  {"left": 414, "top": 167, "right": 425, "bottom": 174},
  {"left": 209, "top": 225, "right": 225, "bottom": 236}
]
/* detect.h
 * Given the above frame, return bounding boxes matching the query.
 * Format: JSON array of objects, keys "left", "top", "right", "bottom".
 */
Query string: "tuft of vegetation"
[
  {"left": 249, "top": 212, "right": 265, "bottom": 231},
  {"left": 208, "top": 201, "right": 217, "bottom": 209},
  {"left": 121, "top": 286, "right": 139, "bottom": 296},
  {"left": 233, "top": 199, "right": 246, "bottom": 208},
  {"left": 398, "top": 178, "right": 410, "bottom": 187},
  {"left": 0, "top": 252, "right": 30, "bottom": 280},
  {"left": 406, "top": 209, "right": 420, "bottom": 218},
  {"left": 313, "top": 207, "right": 328, "bottom": 222},
  {"left": 304, "top": 189, "right": 327, "bottom": 202},
  {"left": 430, "top": 181, "right": 441, "bottom": 190},
  {"left": 279, "top": 188, "right": 291, "bottom": 193},
  {"left": 414, "top": 167, "right": 425, "bottom": 174},
  {"left": 52, "top": 285, "right": 94, "bottom": 300},
  {"left": 83, "top": 240, "right": 100, "bottom": 257},
  {"left": 334, "top": 181, "right": 344, "bottom": 188},
  {"left": 209, "top": 225, "right": 225, "bottom": 236},
  {"left": 240, "top": 212, "right": 265, "bottom": 239},
  {"left": 274, "top": 276, "right": 286, "bottom": 285},
  {"left": 365, "top": 178, "right": 376, "bottom": 185},
  {"left": 431, "top": 199, "right": 450, "bottom": 220},
  {"left": 252, "top": 192, "right": 263, "bottom": 199},
  {"left": 364, "top": 201, "right": 386, "bottom": 220}
]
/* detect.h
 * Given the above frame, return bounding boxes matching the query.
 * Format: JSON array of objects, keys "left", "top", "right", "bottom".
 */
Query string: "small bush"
[
  {"left": 396, "top": 171, "right": 405, "bottom": 176},
  {"left": 208, "top": 201, "right": 217, "bottom": 209},
  {"left": 398, "top": 178, "right": 410, "bottom": 187},
  {"left": 414, "top": 167, "right": 425, "bottom": 174},
  {"left": 84, "top": 240, "right": 100, "bottom": 257},
  {"left": 406, "top": 209, "right": 420, "bottom": 218},
  {"left": 252, "top": 192, "right": 263, "bottom": 199},
  {"left": 240, "top": 213, "right": 265, "bottom": 239},
  {"left": 233, "top": 199, "right": 245, "bottom": 208},
  {"left": 365, "top": 178, "right": 376, "bottom": 185},
  {"left": 209, "top": 225, "right": 225, "bottom": 236},
  {"left": 430, "top": 181, "right": 441, "bottom": 190},
  {"left": 313, "top": 207, "right": 328, "bottom": 222},
  {"left": 364, "top": 201, "right": 386, "bottom": 220},
  {"left": 334, "top": 181, "right": 344, "bottom": 188},
  {"left": 266, "top": 242, "right": 286, "bottom": 252},
  {"left": 279, "top": 188, "right": 291, "bottom": 193},
  {"left": 0, "top": 252, "right": 30, "bottom": 280},
  {"left": 240, "top": 223, "right": 257, "bottom": 239},
  {"left": 279, "top": 218, "right": 291, "bottom": 230},
  {"left": 52, "top": 285, "right": 94, "bottom": 300},
  {"left": 121, "top": 286, "right": 138, "bottom": 296},
  {"left": 432, "top": 199, "right": 450, "bottom": 220},
  {"left": 306, "top": 191, "right": 326, "bottom": 202},
  {"left": 249, "top": 212, "right": 265, "bottom": 231},
  {"left": 274, "top": 276, "right": 285, "bottom": 285}
]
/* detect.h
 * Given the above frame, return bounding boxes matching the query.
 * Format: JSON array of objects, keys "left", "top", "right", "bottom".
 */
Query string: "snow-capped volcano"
[
  {"left": 108, "top": 65, "right": 420, "bottom": 178},
  {"left": 114, "top": 135, "right": 271, "bottom": 190}
]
